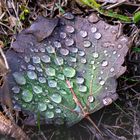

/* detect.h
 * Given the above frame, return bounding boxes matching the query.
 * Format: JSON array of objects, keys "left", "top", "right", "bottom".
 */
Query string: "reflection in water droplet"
[
  {"left": 28, "top": 64, "right": 35, "bottom": 70},
  {"left": 22, "top": 90, "right": 33, "bottom": 102},
  {"left": 70, "top": 57, "right": 77, "bottom": 63},
  {"left": 13, "top": 72, "right": 26, "bottom": 85},
  {"left": 118, "top": 44, "right": 122, "bottom": 49},
  {"left": 81, "top": 58, "right": 87, "bottom": 64},
  {"left": 50, "top": 93, "right": 62, "bottom": 104},
  {"left": 103, "top": 97, "right": 113, "bottom": 106},
  {"left": 110, "top": 67, "right": 115, "bottom": 72},
  {"left": 78, "top": 51, "right": 85, "bottom": 56},
  {"left": 48, "top": 104, "right": 54, "bottom": 109},
  {"left": 63, "top": 67, "right": 76, "bottom": 78},
  {"left": 45, "top": 111, "right": 54, "bottom": 119},
  {"left": 38, "top": 77, "right": 46, "bottom": 83},
  {"left": 71, "top": 47, "right": 78, "bottom": 53},
  {"left": 54, "top": 41, "right": 62, "bottom": 48},
  {"left": 60, "top": 32, "right": 67, "bottom": 39},
  {"left": 27, "top": 71, "right": 37, "bottom": 79},
  {"left": 113, "top": 51, "right": 117, "bottom": 54},
  {"left": 57, "top": 74, "right": 65, "bottom": 80},
  {"left": 88, "top": 95, "right": 95, "bottom": 103},
  {"left": 12, "top": 86, "right": 20, "bottom": 94}
]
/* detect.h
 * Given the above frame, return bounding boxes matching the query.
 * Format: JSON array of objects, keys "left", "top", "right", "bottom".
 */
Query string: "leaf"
[
  {"left": 5, "top": 13, "right": 130, "bottom": 126},
  {"left": 133, "top": 11, "right": 140, "bottom": 24}
]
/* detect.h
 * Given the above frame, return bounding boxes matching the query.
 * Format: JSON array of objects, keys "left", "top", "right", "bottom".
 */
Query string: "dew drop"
[
  {"left": 66, "top": 25, "right": 75, "bottom": 33},
  {"left": 28, "top": 64, "right": 35, "bottom": 70},
  {"left": 50, "top": 93, "right": 62, "bottom": 104},
  {"left": 63, "top": 12, "right": 74, "bottom": 20},
  {"left": 79, "top": 30, "right": 88, "bottom": 38},
  {"left": 93, "top": 52, "right": 99, "bottom": 58},
  {"left": 54, "top": 57, "right": 64, "bottom": 65},
  {"left": 78, "top": 50, "right": 85, "bottom": 56},
  {"left": 92, "top": 65, "right": 96, "bottom": 70},
  {"left": 24, "top": 56, "right": 30, "bottom": 63},
  {"left": 22, "top": 90, "right": 33, "bottom": 102},
  {"left": 39, "top": 47, "right": 46, "bottom": 52},
  {"left": 57, "top": 74, "right": 65, "bottom": 80},
  {"left": 71, "top": 47, "right": 78, "bottom": 53},
  {"left": 83, "top": 40, "right": 91, "bottom": 48},
  {"left": 38, "top": 77, "right": 46, "bottom": 83},
  {"left": 53, "top": 41, "right": 62, "bottom": 48},
  {"left": 41, "top": 55, "right": 51, "bottom": 63},
  {"left": 12, "top": 86, "right": 20, "bottom": 94},
  {"left": 60, "top": 48, "right": 69, "bottom": 56},
  {"left": 46, "top": 45, "right": 55, "bottom": 53},
  {"left": 32, "top": 56, "right": 41, "bottom": 64},
  {"left": 79, "top": 85, "right": 87, "bottom": 92},
  {"left": 36, "top": 66, "right": 43, "bottom": 72},
  {"left": 65, "top": 38, "right": 74, "bottom": 46},
  {"left": 94, "top": 32, "right": 102, "bottom": 40},
  {"left": 81, "top": 58, "right": 87, "bottom": 64},
  {"left": 48, "top": 80, "right": 57, "bottom": 88},
  {"left": 118, "top": 44, "right": 122, "bottom": 49},
  {"left": 63, "top": 67, "right": 76, "bottom": 78},
  {"left": 76, "top": 77, "right": 84, "bottom": 84},
  {"left": 113, "top": 50, "right": 117, "bottom": 54},
  {"left": 91, "top": 26, "right": 97, "bottom": 33},
  {"left": 27, "top": 71, "right": 37, "bottom": 79},
  {"left": 13, "top": 72, "right": 26, "bottom": 85},
  {"left": 55, "top": 108, "right": 62, "bottom": 113},
  {"left": 33, "top": 85, "right": 43, "bottom": 94},
  {"left": 48, "top": 104, "right": 54, "bottom": 109},
  {"left": 103, "top": 97, "right": 113, "bottom": 106},
  {"left": 110, "top": 67, "right": 115, "bottom": 72},
  {"left": 101, "top": 60, "right": 108, "bottom": 67},
  {"left": 38, "top": 103, "right": 47, "bottom": 111},
  {"left": 70, "top": 57, "right": 77, "bottom": 63},
  {"left": 45, "top": 111, "right": 54, "bottom": 119},
  {"left": 99, "top": 80, "right": 105, "bottom": 86},
  {"left": 45, "top": 67, "right": 56, "bottom": 76},
  {"left": 60, "top": 32, "right": 67, "bottom": 39},
  {"left": 87, "top": 95, "right": 95, "bottom": 103}
]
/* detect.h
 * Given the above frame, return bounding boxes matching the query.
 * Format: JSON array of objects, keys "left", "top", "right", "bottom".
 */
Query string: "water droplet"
[
  {"left": 27, "top": 71, "right": 37, "bottom": 79},
  {"left": 33, "top": 85, "right": 43, "bottom": 94},
  {"left": 98, "top": 77, "right": 102, "bottom": 80},
  {"left": 48, "top": 104, "right": 54, "bottom": 109},
  {"left": 81, "top": 58, "right": 87, "bottom": 64},
  {"left": 60, "top": 32, "right": 67, "bottom": 39},
  {"left": 88, "top": 13, "right": 99, "bottom": 23},
  {"left": 90, "top": 60, "right": 95, "bottom": 65},
  {"left": 70, "top": 57, "right": 77, "bottom": 63},
  {"left": 79, "top": 85, "right": 87, "bottom": 92},
  {"left": 60, "top": 90, "right": 67, "bottom": 95},
  {"left": 63, "top": 12, "right": 74, "bottom": 20},
  {"left": 57, "top": 74, "right": 65, "bottom": 80},
  {"left": 48, "top": 80, "right": 57, "bottom": 88},
  {"left": 71, "top": 47, "right": 78, "bottom": 53},
  {"left": 113, "top": 51, "right": 117, "bottom": 54},
  {"left": 13, "top": 104, "right": 21, "bottom": 111},
  {"left": 60, "top": 48, "right": 69, "bottom": 56},
  {"left": 45, "top": 67, "right": 55, "bottom": 76},
  {"left": 22, "top": 90, "right": 33, "bottom": 102},
  {"left": 36, "top": 66, "right": 43, "bottom": 72},
  {"left": 91, "top": 27, "right": 97, "bottom": 33},
  {"left": 13, "top": 72, "right": 26, "bottom": 85},
  {"left": 63, "top": 67, "right": 76, "bottom": 78},
  {"left": 93, "top": 52, "right": 99, "bottom": 58},
  {"left": 78, "top": 50, "right": 85, "bottom": 56},
  {"left": 76, "top": 77, "right": 84, "bottom": 84},
  {"left": 32, "top": 56, "right": 41, "bottom": 64},
  {"left": 101, "top": 60, "right": 108, "bottom": 67},
  {"left": 38, "top": 77, "right": 46, "bottom": 83},
  {"left": 74, "top": 105, "right": 81, "bottom": 113},
  {"left": 84, "top": 40, "right": 92, "bottom": 48},
  {"left": 100, "top": 71, "right": 103, "bottom": 74},
  {"left": 38, "top": 103, "right": 47, "bottom": 111},
  {"left": 24, "top": 56, "right": 30, "bottom": 63},
  {"left": 104, "top": 50, "right": 107, "bottom": 54},
  {"left": 118, "top": 44, "right": 122, "bottom": 49},
  {"left": 50, "top": 93, "right": 62, "bottom": 104},
  {"left": 66, "top": 25, "right": 75, "bottom": 33},
  {"left": 55, "top": 108, "right": 61, "bottom": 113},
  {"left": 99, "top": 80, "right": 105, "bottom": 86},
  {"left": 54, "top": 57, "right": 64, "bottom": 65},
  {"left": 94, "top": 32, "right": 102, "bottom": 40},
  {"left": 45, "top": 111, "right": 54, "bottom": 119},
  {"left": 102, "top": 42, "right": 114, "bottom": 48},
  {"left": 41, "top": 55, "right": 51, "bottom": 63},
  {"left": 28, "top": 64, "right": 35, "bottom": 70},
  {"left": 79, "top": 30, "right": 87, "bottom": 38},
  {"left": 87, "top": 95, "right": 95, "bottom": 103},
  {"left": 103, "top": 97, "right": 113, "bottom": 106},
  {"left": 39, "top": 47, "right": 46, "bottom": 52},
  {"left": 92, "top": 65, "right": 96, "bottom": 70},
  {"left": 110, "top": 67, "right": 114, "bottom": 72},
  {"left": 65, "top": 38, "right": 74, "bottom": 46},
  {"left": 53, "top": 41, "right": 61, "bottom": 48},
  {"left": 46, "top": 45, "right": 55, "bottom": 53},
  {"left": 12, "top": 86, "right": 20, "bottom": 94},
  {"left": 118, "top": 54, "right": 121, "bottom": 57}
]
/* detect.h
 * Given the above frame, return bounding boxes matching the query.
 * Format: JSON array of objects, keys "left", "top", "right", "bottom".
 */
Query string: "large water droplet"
[
  {"left": 38, "top": 103, "right": 47, "bottom": 111},
  {"left": 50, "top": 93, "right": 62, "bottom": 104},
  {"left": 63, "top": 67, "right": 76, "bottom": 78},
  {"left": 32, "top": 56, "right": 41, "bottom": 64},
  {"left": 45, "top": 67, "right": 56, "bottom": 76},
  {"left": 66, "top": 25, "right": 75, "bottom": 33},
  {"left": 76, "top": 77, "right": 84, "bottom": 84},
  {"left": 27, "top": 71, "right": 37, "bottom": 79},
  {"left": 13, "top": 72, "right": 26, "bottom": 85},
  {"left": 93, "top": 52, "right": 99, "bottom": 58},
  {"left": 60, "top": 48, "right": 69, "bottom": 56},
  {"left": 46, "top": 45, "right": 55, "bottom": 53},
  {"left": 48, "top": 80, "right": 57, "bottom": 88},
  {"left": 79, "top": 85, "right": 87, "bottom": 92},
  {"left": 33, "top": 85, "right": 43, "bottom": 94},
  {"left": 79, "top": 30, "right": 88, "bottom": 38},
  {"left": 22, "top": 89, "right": 33, "bottom": 102},
  {"left": 65, "top": 38, "right": 74, "bottom": 46},
  {"left": 54, "top": 57, "right": 64, "bottom": 65},
  {"left": 45, "top": 111, "right": 54, "bottom": 119},
  {"left": 41, "top": 55, "right": 50, "bottom": 63},
  {"left": 101, "top": 60, "right": 108, "bottom": 67},
  {"left": 83, "top": 40, "right": 91, "bottom": 48}
]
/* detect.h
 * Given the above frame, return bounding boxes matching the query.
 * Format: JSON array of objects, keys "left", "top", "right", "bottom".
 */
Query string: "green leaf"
[{"left": 133, "top": 11, "right": 140, "bottom": 23}]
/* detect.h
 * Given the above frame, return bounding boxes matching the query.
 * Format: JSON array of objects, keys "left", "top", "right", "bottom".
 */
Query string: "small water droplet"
[
  {"left": 38, "top": 77, "right": 46, "bottom": 83},
  {"left": 94, "top": 32, "right": 102, "bottom": 40},
  {"left": 110, "top": 67, "right": 114, "bottom": 72},
  {"left": 53, "top": 41, "right": 61, "bottom": 48},
  {"left": 60, "top": 32, "right": 67, "bottom": 39},
  {"left": 60, "top": 48, "right": 69, "bottom": 56},
  {"left": 50, "top": 93, "right": 62, "bottom": 104},
  {"left": 24, "top": 56, "right": 30, "bottom": 63},
  {"left": 83, "top": 40, "right": 91, "bottom": 48},
  {"left": 57, "top": 74, "right": 65, "bottom": 80},
  {"left": 90, "top": 60, "right": 95, "bottom": 65},
  {"left": 36, "top": 66, "right": 43, "bottom": 72},
  {"left": 74, "top": 105, "right": 81, "bottom": 113},
  {"left": 71, "top": 47, "right": 78, "bottom": 53},
  {"left": 45, "top": 67, "right": 56, "bottom": 76},
  {"left": 104, "top": 50, "right": 107, "bottom": 54},
  {"left": 38, "top": 103, "right": 47, "bottom": 111},
  {"left": 27, "top": 71, "right": 37, "bottom": 79},
  {"left": 101, "top": 60, "right": 108, "bottom": 67},
  {"left": 13, "top": 72, "right": 26, "bottom": 85},
  {"left": 98, "top": 77, "right": 102, "bottom": 80},
  {"left": 12, "top": 86, "right": 20, "bottom": 94},
  {"left": 76, "top": 77, "right": 84, "bottom": 84},
  {"left": 92, "top": 65, "right": 96, "bottom": 70},
  {"left": 48, "top": 80, "right": 57, "bottom": 88},
  {"left": 118, "top": 44, "right": 122, "bottom": 49},
  {"left": 46, "top": 45, "right": 55, "bottom": 53},
  {"left": 45, "top": 111, "right": 54, "bottom": 119},
  {"left": 93, "top": 52, "right": 99, "bottom": 58},
  {"left": 99, "top": 80, "right": 105, "bottom": 86},
  {"left": 70, "top": 57, "right": 77, "bottom": 63},
  {"left": 88, "top": 13, "right": 99, "bottom": 23},
  {"left": 54, "top": 57, "right": 64, "bottom": 65},
  {"left": 91, "top": 26, "right": 97, "bottom": 33},
  {"left": 79, "top": 30, "right": 88, "bottom": 38},
  {"left": 60, "top": 90, "right": 67, "bottom": 95},
  {"left": 103, "top": 97, "right": 113, "bottom": 106},
  {"left": 65, "top": 38, "right": 74, "bottom": 46},
  {"left": 28, "top": 64, "right": 35, "bottom": 70},
  {"left": 33, "top": 85, "right": 43, "bottom": 94},
  {"left": 118, "top": 54, "right": 121, "bottom": 57},
  {"left": 113, "top": 50, "right": 117, "bottom": 54},
  {"left": 55, "top": 108, "right": 62, "bottom": 113},
  {"left": 63, "top": 67, "right": 76, "bottom": 78},
  {"left": 41, "top": 55, "right": 51, "bottom": 63},
  {"left": 66, "top": 25, "right": 75, "bottom": 33},
  {"left": 81, "top": 58, "right": 87, "bottom": 64},
  {"left": 100, "top": 71, "right": 103, "bottom": 74},
  {"left": 78, "top": 50, "right": 85, "bottom": 56},
  {"left": 22, "top": 89, "right": 33, "bottom": 102},
  {"left": 79, "top": 85, "right": 87, "bottom": 92},
  {"left": 63, "top": 12, "right": 74, "bottom": 20},
  {"left": 39, "top": 47, "right": 46, "bottom": 52},
  {"left": 47, "top": 103, "right": 54, "bottom": 109},
  {"left": 32, "top": 56, "right": 41, "bottom": 64},
  {"left": 88, "top": 95, "right": 95, "bottom": 103}
]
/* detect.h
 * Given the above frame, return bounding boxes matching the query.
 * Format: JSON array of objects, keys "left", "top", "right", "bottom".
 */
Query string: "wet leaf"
[{"left": 5, "top": 13, "right": 130, "bottom": 126}]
